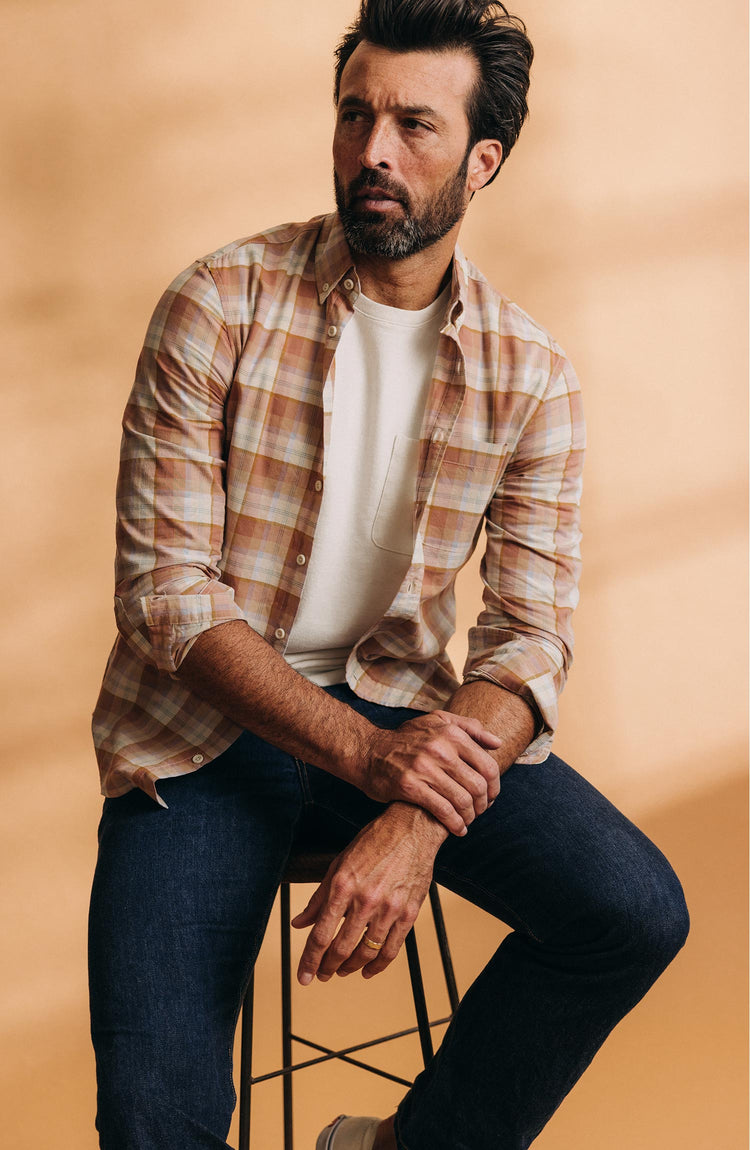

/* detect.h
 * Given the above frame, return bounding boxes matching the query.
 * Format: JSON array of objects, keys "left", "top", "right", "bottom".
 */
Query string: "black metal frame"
[{"left": 238, "top": 879, "right": 459, "bottom": 1150}]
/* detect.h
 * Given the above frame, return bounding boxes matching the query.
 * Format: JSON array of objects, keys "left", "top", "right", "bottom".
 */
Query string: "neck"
[{"left": 355, "top": 230, "right": 457, "bottom": 310}]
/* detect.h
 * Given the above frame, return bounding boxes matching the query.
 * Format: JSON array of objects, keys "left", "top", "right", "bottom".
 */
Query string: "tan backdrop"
[{"left": 2, "top": 1, "right": 747, "bottom": 1147}]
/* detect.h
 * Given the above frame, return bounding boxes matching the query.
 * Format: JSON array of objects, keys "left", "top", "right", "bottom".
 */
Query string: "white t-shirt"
[{"left": 284, "top": 286, "right": 449, "bottom": 684}]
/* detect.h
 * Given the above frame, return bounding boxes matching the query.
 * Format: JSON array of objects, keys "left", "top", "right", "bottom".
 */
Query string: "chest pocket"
[
  {"left": 422, "top": 438, "right": 509, "bottom": 567},
  {"left": 371, "top": 434, "right": 420, "bottom": 556}
]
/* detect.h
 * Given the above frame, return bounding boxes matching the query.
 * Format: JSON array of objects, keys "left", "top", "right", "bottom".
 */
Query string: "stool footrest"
[{"left": 249, "top": 1016, "right": 453, "bottom": 1087}]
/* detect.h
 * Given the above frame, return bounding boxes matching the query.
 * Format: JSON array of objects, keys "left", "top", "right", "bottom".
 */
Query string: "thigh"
[
  {"left": 433, "top": 752, "right": 683, "bottom": 945},
  {"left": 88, "top": 731, "right": 305, "bottom": 1141}
]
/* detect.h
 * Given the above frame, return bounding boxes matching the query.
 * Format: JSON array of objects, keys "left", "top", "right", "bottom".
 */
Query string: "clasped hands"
[{"left": 292, "top": 711, "right": 501, "bottom": 985}]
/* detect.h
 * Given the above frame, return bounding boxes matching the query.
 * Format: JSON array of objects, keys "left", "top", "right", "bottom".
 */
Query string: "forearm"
[
  {"left": 446, "top": 679, "right": 536, "bottom": 774},
  {"left": 178, "top": 619, "right": 374, "bottom": 784}
]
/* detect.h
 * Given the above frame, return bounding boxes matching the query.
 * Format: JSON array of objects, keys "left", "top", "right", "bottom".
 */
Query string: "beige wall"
[{"left": 1, "top": 1, "right": 746, "bottom": 1147}]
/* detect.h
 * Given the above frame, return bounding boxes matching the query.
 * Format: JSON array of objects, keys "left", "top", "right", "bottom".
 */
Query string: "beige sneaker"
[{"left": 315, "top": 1114, "right": 381, "bottom": 1150}]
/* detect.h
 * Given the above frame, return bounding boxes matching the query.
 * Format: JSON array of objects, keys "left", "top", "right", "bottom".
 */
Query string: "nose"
[{"left": 359, "top": 120, "right": 393, "bottom": 170}]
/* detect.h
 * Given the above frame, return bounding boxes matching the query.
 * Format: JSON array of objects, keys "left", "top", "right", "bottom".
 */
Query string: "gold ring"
[{"left": 362, "top": 934, "right": 385, "bottom": 950}]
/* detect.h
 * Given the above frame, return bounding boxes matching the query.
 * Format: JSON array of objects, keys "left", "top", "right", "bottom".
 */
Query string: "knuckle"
[
  {"left": 329, "top": 876, "right": 350, "bottom": 901},
  {"left": 399, "top": 772, "right": 416, "bottom": 795},
  {"left": 426, "top": 737, "right": 450, "bottom": 763},
  {"left": 458, "top": 792, "right": 474, "bottom": 816}
]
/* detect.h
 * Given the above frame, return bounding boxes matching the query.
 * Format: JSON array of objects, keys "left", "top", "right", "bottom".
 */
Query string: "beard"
[{"left": 334, "top": 154, "right": 470, "bottom": 260}]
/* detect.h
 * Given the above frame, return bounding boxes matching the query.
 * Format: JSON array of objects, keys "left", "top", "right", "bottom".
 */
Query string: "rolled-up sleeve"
[
  {"left": 463, "top": 353, "right": 585, "bottom": 762},
  {"left": 113, "top": 261, "right": 246, "bottom": 673}
]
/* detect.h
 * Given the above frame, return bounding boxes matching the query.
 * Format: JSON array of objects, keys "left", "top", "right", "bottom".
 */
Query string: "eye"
[
  {"left": 340, "top": 109, "right": 365, "bottom": 124},
  {"left": 403, "top": 118, "right": 431, "bottom": 133}
]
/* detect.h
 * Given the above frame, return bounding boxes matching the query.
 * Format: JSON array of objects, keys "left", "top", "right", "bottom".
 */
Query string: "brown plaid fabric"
[{"left": 93, "top": 213, "right": 585, "bottom": 802}]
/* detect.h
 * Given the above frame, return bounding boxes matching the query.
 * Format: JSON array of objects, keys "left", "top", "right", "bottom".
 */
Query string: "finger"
[
  {"left": 336, "top": 919, "right": 393, "bottom": 977},
  {"left": 316, "top": 908, "right": 372, "bottom": 980},
  {"left": 407, "top": 748, "right": 481, "bottom": 824},
  {"left": 416, "top": 719, "right": 499, "bottom": 803},
  {"left": 362, "top": 918, "right": 413, "bottom": 979},
  {"left": 447, "top": 730, "right": 502, "bottom": 805},
  {"left": 430, "top": 725, "right": 500, "bottom": 805},
  {"left": 437, "top": 750, "right": 491, "bottom": 812},
  {"left": 296, "top": 895, "right": 348, "bottom": 986},
  {"left": 404, "top": 782, "right": 468, "bottom": 836},
  {"left": 291, "top": 882, "right": 327, "bottom": 929},
  {"left": 433, "top": 711, "right": 503, "bottom": 748},
  {"left": 423, "top": 769, "right": 479, "bottom": 825}
]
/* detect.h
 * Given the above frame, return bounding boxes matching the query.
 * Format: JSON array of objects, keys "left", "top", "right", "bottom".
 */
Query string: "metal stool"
[{"left": 238, "top": 848, "right": 460, "bottom": 1150}]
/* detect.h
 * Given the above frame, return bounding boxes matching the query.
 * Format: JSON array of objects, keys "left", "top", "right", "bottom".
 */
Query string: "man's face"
[{"left": 333, "top": 42, "right": 480, "bottom": 260}]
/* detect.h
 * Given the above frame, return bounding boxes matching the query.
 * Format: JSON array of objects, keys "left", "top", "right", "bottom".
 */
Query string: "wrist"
[
  {"left": 386, "top": 801, "right": 449, "bottom": 850},
  {"left": 332, "top": 712, "right": 379, "bottom": 787}
]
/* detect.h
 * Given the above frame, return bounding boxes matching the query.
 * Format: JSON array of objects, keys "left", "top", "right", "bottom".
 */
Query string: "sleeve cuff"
[{"left": 115, "top": 573, "right": 246, "bottom": 673}]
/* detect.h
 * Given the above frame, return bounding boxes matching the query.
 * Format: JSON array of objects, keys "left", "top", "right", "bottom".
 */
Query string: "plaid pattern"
[{"left": 93, "top": 213, "right": 585, "bottom": 801}]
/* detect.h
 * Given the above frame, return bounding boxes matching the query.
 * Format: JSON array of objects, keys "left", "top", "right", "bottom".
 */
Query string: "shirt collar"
[
  {"left": 315, "top": 213, "right": 357, "bottom": 304},
  {"left": 315, "top": 212, "right": 468, "bottom": 329}
]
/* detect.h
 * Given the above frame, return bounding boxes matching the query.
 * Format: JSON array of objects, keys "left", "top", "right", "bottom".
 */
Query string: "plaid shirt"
[{"left": 93, "top": 212, "right": 585, "bottom": 802}]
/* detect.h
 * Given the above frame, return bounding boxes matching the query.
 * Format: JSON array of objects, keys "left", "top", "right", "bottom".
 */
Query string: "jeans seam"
[{"left": 294, "top": 757, "right": 314, "bottom": 805}]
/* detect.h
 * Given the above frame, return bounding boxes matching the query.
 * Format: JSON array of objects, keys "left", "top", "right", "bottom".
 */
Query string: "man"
[{"left": 88, "top": 2, "right": 689, "bottom": 1147}]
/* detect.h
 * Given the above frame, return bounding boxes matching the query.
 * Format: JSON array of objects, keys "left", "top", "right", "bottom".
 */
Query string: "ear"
[{"left": 466, "top": 139, "right": 503, "bottom": 193}]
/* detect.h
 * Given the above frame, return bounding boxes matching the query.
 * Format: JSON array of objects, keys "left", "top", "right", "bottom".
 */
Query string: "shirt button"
[
  {"left": 343, "top": 278, "right": 355, "bottom": 291},
  {"left": 327, "top": 325, "right": 337, "bottom": 338},
  {"left": 274, "top": 627, "right": 286, "bottom": 640},
  {"left": 296, "top": 554, "right": 306, "bottom": 565},
  {"left": 322, "top": 282, "right": 330, "bottom": 292},
  {"left": 314, "top": 480, "right": 323, "bottom": 492},
  {"left": 191, "top": 753, "right": 204, "bottom": 765},
  {"left": 433, "top": 428, "right": 446, "bottom": 442}
]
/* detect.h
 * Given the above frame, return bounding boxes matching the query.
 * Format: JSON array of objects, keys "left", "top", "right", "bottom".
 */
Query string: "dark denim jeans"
[{"left": 88, "top": 684, "right": 689, "bottom": 1149}]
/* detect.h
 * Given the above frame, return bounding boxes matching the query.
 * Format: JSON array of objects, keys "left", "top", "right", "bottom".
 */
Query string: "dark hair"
[{"left": 334, "top": 0, "right": 534, "bottom": 183}]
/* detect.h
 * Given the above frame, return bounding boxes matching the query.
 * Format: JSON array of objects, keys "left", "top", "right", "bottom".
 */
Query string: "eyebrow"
[{"left": 338, "top": 96, "right": 447, "bottom": 126}]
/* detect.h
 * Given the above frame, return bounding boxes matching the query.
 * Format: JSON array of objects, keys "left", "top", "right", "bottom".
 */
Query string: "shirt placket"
[
  {"left": 271, "top": 278, "right": 356, "bottom": 652},
  {"left": 413, "top": 317, "right": 467, "bottom": 537}
]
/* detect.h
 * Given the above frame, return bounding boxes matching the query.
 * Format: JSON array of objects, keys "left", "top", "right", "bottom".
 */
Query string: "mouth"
[{"left": 353, "top": 187, "right": 403, "bottom": 211}]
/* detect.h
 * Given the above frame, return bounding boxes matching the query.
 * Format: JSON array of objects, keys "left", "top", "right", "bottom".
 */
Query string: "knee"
[
  {"left": 599, "top": 847, "right": 690, "bottom": 976},
  {"left": 633, "top": 857, "right": 689, "bottom": 967}
]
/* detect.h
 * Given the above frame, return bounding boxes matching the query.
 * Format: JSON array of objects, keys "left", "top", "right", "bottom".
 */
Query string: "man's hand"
[
  {"left": 358, "top": 711, "right": 502, "bottom": 837},
  {"left": 291, "top": 804, "right": 445, "bottom": 985}
]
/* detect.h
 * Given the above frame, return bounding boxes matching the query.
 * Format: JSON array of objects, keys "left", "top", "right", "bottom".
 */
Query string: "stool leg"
[
  {"left": 281, "top": 883, "right": 294, "bottom": 1150},
  {"left": 429, "top": 883, "right": 460, "bottom": 1013},
  {"left": 238, "top": 975, "right": 254, "bottom": 1150},
  {"left": 404, "top": 927, "right": 433, "bottom": 1066}
]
